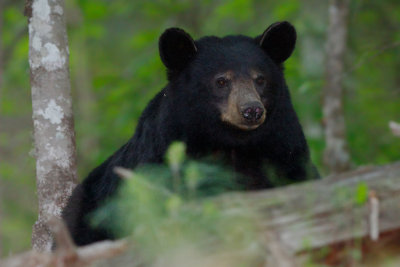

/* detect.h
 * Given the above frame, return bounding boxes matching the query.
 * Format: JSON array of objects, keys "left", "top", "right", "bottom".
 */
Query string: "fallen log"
[{"left": 217, "top": 161, "right": 400, "bottom": 255}]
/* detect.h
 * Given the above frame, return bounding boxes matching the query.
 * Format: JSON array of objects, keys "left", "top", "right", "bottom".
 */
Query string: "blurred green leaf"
[
  {"left": 354, "top": 182, "right": 369, "bottom": 205},
  {"left": 166, "top": 142, "right": 186, "bottom": 171}
]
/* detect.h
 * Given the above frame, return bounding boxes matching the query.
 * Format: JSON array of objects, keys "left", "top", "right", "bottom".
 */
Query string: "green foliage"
[
  {"left": 166, "top": 141, "right": 186, "bottom": 171},
  {"left": 332, "top": 182, "right": 368, "bottom": 207},
  {"left": 214, "top": 0, "right": 254, "bottom": 22},
  {"left": 93, "top": 143, "right": 264, "bottom": 266},
  {"left": 354, "top": 182, "right": 368, "bottom": 205}
]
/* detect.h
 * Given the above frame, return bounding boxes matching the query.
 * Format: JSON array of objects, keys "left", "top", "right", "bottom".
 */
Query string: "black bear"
[{"left": 62, "top": 21, "right": 319, "bottom": 246}]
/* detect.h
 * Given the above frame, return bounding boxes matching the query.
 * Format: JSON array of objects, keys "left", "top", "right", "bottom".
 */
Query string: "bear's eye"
[
  {"left": 216, "top": 77, "right": 228, "bottom": 88},
  {"left": 255, "top": 76, "right": 266, "bottom": 86}
]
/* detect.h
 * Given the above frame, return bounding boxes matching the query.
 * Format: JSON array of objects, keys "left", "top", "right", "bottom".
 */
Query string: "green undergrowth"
[{"left": 93, "top": 142, "right": 266, "bottom": 266}]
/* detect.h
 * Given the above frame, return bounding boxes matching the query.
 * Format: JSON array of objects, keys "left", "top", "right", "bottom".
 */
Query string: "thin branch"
[
  {"left": 48, "top": 217, "right": 77, "bottom": 260},
  {"left": 0, "top": 217, "right": 128, "bottom": 267},
  {"left": 389, "top": 121, "right": 400, "bottom": 137},
  {"left": 76, "top": 240, "right": 129, "bottom": 264}
]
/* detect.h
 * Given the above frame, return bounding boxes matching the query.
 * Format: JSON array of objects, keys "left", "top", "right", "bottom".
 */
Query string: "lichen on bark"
[{"left": 27, "top": 0, "right": 77, "bottom": 252}]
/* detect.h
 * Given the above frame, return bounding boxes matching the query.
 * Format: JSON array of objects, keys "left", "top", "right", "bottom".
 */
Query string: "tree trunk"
[
  {"left": 0, "top": 0, "right": 4, "bottom": 257},
  {"left": 0, "top": 0, "right": 3, "bottom": 92},
  {"left": 26, "top": 0, "right": 77, "bottom": 252},
  {"left": 323, "top": 0, "right": 351, "bottom": 174}
]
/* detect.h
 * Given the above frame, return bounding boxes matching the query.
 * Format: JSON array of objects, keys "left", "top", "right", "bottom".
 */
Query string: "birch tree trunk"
[
  {"left": 323, "top": 0, "right": 351, "bottom": 174},
  {"left": 26, "top": 0, "right": 77, "bottom": 252}
]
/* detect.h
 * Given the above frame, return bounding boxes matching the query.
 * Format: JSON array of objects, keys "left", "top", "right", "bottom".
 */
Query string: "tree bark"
[
  {"left": 26, "top": 0, "right": 78, "bottom": 252},
  {"left": 323, "top": 0, "right": 351, "bottom": 174},
  {"left": 0, "top": 0, "right": 3, "bottom": 92},
  {"left": 215, "top": 162, "right": 400, "bottom": 255},
  {"left": 0, "top": 0, "right": 4, "bottom": 257}
]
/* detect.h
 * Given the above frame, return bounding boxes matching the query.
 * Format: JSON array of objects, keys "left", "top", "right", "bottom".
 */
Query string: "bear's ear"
[
  {"left": 159, "top": 28, "right": 197, "bottom": 71},
  {"left": 255, "top": 21, "right": 296, "bottom": 64}
]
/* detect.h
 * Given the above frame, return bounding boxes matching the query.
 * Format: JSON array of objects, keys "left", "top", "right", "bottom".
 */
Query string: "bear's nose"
[{"left": 241, "top": 102, "right": 264, "bottom": 122}]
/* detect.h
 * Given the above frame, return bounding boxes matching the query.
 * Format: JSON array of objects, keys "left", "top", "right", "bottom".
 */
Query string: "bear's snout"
[
  {"left": 241, "top": 102, "right": 264, "bottom": 123},
  {"left": 220, "top": 81, "right": 267, "bottom": 131}
]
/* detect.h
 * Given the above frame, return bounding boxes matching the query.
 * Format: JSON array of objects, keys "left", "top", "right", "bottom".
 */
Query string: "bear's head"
[{"left": 159, "top": 22, "right": 296, "bottom": 145}]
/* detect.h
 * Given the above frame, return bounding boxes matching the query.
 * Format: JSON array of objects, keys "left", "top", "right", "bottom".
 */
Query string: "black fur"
[
  {"left": 256, "top": 21, "right": 296, "bottom": 64},
  {"left": 62, "top": 21, "right": 319, "bottom": 246}
]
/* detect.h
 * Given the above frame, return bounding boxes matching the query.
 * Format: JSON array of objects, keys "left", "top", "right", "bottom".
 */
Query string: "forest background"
[{"left": 1, "top": 0, "right": 399, "bottom": 256}]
